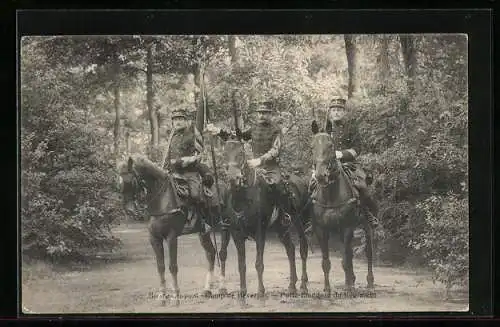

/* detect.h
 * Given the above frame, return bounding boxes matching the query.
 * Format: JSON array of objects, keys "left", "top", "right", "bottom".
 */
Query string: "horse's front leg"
[
  {"left": 199, "top": 232, "right": 216, "bottom": 297},
  {"left": 315, "top": 223, "right": 331, "bottom": 296},
  {"left": 293, "top": 215, "right": 309, "bottom": 294},
  {"left": 166, "top": 229, "right": 180, "bottom": 302},
  {"left": 276, "top": 223, "right": 298, "bottom": 295},
  {"left": 341, "top": 226, "right": 356, "bottom": 290},
  {"left": 218, "top": 226, "right": 231, "bottom": 295},
  {"left": 231, "top": 229, "right": 247, "bottom": 298},
  {"left": 149, "top": 223, "right": 167, "bottom": 305},
  {"left": 255, "top": 215, "right": 266, "bottom": 298},
  {"left": 364, "top": 223, "right": 375, "bottom": 289}
]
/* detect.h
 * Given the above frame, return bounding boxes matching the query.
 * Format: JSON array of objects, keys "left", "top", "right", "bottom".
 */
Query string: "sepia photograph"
[{"left": 20, "top": 34, "right": 469, "bottom": 314}]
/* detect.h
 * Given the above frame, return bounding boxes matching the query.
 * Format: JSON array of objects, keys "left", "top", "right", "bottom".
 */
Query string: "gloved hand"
[{"left": 202, "top": 174, "right": 215, "bottom": 188}]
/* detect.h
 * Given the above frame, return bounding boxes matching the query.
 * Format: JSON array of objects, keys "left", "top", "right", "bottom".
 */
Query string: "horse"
[
  {"left": 118, "top": 155, "right": 232, "bottom": 304},
  {"left": 221, "top": 138, "right": 311, "bottom": 298},
  {"left": 310, "top": 119, "right": 375, "bottom": 295}
]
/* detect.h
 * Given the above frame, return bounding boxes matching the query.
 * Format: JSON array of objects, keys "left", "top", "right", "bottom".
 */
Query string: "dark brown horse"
[
  {"left": 310, "top": 119, "right": 375, "bottom": 295},
  {"left": 222, "top": 139, "right": 310, "bottom": 298},
  {"left": 118, "top": 155, "right": 231, "bottom": 304}
]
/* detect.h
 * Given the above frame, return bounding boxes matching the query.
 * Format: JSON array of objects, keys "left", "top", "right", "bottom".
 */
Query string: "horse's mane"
[{"left": 129, "top": 155, "right": 167, "bottom": 179}]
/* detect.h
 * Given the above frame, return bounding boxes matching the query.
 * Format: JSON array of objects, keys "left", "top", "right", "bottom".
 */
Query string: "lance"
[{"left": 200, "top": 63, "right": 222, "bottom": 268}]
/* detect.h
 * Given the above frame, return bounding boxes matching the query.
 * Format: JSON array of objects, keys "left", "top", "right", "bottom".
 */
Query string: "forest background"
[{"left": 20, "top": 34, "right": 468, "bottom": 291}]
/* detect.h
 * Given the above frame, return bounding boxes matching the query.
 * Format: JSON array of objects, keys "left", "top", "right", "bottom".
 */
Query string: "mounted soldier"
[
  {"left": 163, "top": 108, "right": 217, "bottom": 233},
  {"left": 306, "top": 96, "right": 379, "bottom": 231},
  {"left": 205, "top": 100, "right": 294, "bottom": 227}
]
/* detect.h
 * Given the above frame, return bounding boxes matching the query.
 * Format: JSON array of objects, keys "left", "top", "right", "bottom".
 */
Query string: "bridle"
[
  {"left": 120, "top": 166, "right": 167, "bottom": 213},
  {"left": 311, "top": 133, "right": 357, "bottom": 209},
  {"left": 312, "top": 133, "right": 340, "bottom": 188}
]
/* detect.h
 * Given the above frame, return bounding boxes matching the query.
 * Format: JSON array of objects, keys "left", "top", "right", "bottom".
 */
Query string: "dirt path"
[{"left": 22, "top": 222, "right": 468, "bottom": 314}]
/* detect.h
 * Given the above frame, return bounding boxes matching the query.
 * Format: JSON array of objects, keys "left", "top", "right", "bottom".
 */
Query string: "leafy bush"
[
  {"left": 21, "top": 40, "right": 122, "bottom": 261},
  {"left": 412, "top": 194, "right": 469, "bottom": 289}
]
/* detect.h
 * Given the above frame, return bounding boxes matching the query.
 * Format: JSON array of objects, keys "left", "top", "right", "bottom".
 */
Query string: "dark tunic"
[
  {"left": 331, "top": 120, "right": 367, "bottom": 187},
  {"left": 218, "top": 121, "right": 282, "bottom": 184},
  {"left": 164, "top": 124, "right": 217, "bottom": 207}
]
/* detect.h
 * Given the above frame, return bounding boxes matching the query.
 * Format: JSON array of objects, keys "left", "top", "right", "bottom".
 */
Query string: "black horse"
[
  {"left": 118, "top": 155, "right": 231, "bottom": 304},
  {"left": 310, "top": 119, "right": 375, "bottom": 295},
  {"left": 222, "top": 139, "right": 311, "bottom": 298}
]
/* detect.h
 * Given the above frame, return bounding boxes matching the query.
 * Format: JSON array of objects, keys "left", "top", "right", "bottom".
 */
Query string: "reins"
[
  {"left": 129, "top": 168, "right": 171, "bottom": 216},
  {"left": 311, "top": 133, "right": 359, "bottom": 210}
]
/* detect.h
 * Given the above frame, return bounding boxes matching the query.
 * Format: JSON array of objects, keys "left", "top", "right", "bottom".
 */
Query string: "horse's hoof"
[
  {"left": 238, "top": 289, "right": 247, "bottom": 299},
  {"left": 257, "top": 289, "right": 266, "bottom": 299},
  {"left": 288, "top": 286, "right": 298, "bottom": 296},
  {"left": 367, "top": 282, "right": 375, "bottom": 289},
  {"left": 344, "top": 285, "right": 356, "bottom": 296},
  {"left": 323, "top": 288, "right": 331, "bottom": 297},
  {"left": 219, "top": 287, "right": 228, "bottom": 296},
  {"left": 300, "top": 284, "right": 308, "bottom": 295}
]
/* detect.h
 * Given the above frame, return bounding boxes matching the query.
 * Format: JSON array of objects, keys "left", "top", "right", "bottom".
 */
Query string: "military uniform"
[
  {"left": 307, "top": 97, "right": 379, "bottom": 230},
  {"left": 211, "top": 101, "right": 294, "bottom": 226},
  {"left": 164, "top": 109, "right": 217, "bottom": 229}
]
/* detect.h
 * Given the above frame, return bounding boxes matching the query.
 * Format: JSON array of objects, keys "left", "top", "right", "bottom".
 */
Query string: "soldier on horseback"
[
  {"left": 163, "top": 108, "right": 217, "bottom": 233},
  {"left": 205, "top": 101, "right": 294, "bottom": 228},
  {"left": 306, "top": 96, "right": 379, "bottom": 232}
]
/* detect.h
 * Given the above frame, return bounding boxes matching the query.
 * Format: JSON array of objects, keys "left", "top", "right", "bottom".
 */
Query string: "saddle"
[
  {"left": 171, "top": 172, "right": 205, "bottom": 203},
  {"left": 168, "top": 172, "right": 215, "bottom": 235}
]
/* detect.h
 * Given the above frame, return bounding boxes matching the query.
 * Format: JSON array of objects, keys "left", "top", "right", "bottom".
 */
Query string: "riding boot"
[
  {"left": 276, "top": 183, "right": 293, "bottom": 227},
  {"left": 302, "top": 176, "right": 317, "bottom": 235}
]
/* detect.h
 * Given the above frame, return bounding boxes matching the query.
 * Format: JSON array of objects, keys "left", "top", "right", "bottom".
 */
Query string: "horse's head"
[
  {"left": 223, "top": 138, "right": 247, "bottom": 189},
  {"left": 117, "top": 156, "right": 146, "bottom": 215},
  {"left": 311, "top": 119, "right": 340, "bottom": 186}
]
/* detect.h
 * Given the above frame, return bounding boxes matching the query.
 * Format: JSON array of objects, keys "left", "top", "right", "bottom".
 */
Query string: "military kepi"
[
  {"left": 255, "top": 101, "right": 274, "bottom": 113},
  {"left": 329, "top": 96, "right": 346, "bottom": 109}
]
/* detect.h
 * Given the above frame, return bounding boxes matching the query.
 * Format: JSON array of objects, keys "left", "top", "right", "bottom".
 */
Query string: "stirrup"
[{"left": 281, "top": 211, "right": 292, "bottom": 226}]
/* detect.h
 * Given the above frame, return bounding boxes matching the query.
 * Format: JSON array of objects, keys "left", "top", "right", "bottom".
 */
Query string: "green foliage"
[
  {"left": 21, "top": 38, "right": 122, "bottom": 261},
  {"left": 412, "top": 194, "right": 468, "bottom": 289},
  {"left": 344, "top": 36, "right": 468, "bottom": 289}
]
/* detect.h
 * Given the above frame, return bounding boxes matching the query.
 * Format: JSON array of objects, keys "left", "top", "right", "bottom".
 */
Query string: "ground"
[{"left": 22, "top": 222, "right": 468, "bottom": 314}]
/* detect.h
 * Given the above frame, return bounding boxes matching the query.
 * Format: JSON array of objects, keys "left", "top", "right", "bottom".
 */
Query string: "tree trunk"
[
  {"left": 112, "top": 57, "right": 121, "bottom": 167},
  {"left": 344, "top": 34, "right": 361, "bottom": 99},
  {"left": 146, "top": 42, "right": 159, "bottom": 148},
  {"left": 229, "top": 35, "right": 243, "bottom": 129},
  {"left": 125, "top": 130, "right": 131, "bottom": 154},
  {"left": 399, "top": 34, "right": 418, "bottom": 96},
  {"left": 193, "top": 62, "right": 205, "bottom": 133},
  {"left": 377, "top": 35, "right": 391, "bottom": 93}
]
